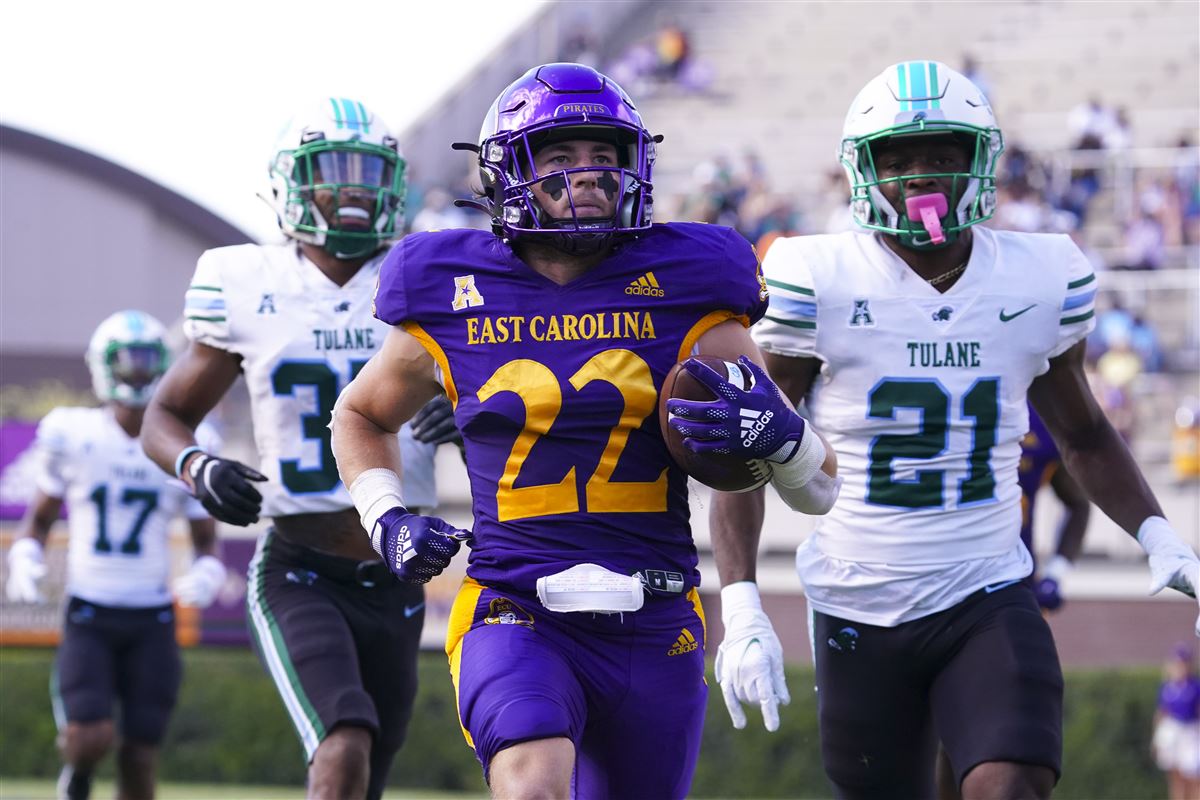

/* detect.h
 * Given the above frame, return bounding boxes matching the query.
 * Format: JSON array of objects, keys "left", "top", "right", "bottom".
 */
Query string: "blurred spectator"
[
  {"left": 1171, "top": 135, "right": 1200, "bottom": 245},
  {"left": 1152, "top": 644, "right": 1200, "bottom": 800},
  {"left": 1103, "top": 106, "right": 1133, "bottom": 151},
  {"left": 1087, "top": 358, "right": 1136, "bottom": 445},
  {"left": 994, "top": 180, "right": 1051, "bottom": 232},
  {"left": 1129, "top": 314, "right": 1164, "bottom": 373},
  {"left": 1067, "top": 96, "right": 1117, "bottom": 149},
  {"left": 1172, "top": 398, "right": 1200, "bottom": 484},
  {"left": 1116, "top": 210, "right": 1167, "bottom": 270},
  {"left": 653, "top": 21, "right": 691, "bottom": 82}
]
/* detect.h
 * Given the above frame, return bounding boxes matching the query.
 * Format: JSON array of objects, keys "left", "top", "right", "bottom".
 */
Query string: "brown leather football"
[{"left": 658, "top": 355, "right": 772, "bottom": 493}]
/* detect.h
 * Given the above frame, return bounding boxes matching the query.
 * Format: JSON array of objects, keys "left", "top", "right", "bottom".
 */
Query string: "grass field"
[{"left": 0, "top": 779, "right": 484, "bottom": 800}]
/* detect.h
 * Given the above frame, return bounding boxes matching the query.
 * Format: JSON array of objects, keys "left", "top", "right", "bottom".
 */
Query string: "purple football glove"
[
  {"left": 1034, "top": 577, "right": 1064, "bottom": 611},
  {"left": 372, "top": 506, "right": 472, "bottom": 585},
  {"left": 667, "top": 356, "right": 807, "bottom": 463}
]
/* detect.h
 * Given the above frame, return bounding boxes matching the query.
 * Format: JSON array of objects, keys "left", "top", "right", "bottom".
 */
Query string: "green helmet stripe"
[{"left": 328, "top": 97, "right": 345, "bottom": 129}]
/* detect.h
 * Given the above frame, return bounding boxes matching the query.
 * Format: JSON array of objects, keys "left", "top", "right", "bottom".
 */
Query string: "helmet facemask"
[
  {"left": 273, "top": 135, "right": 406, "bottom": 259},
  {"left": 482, "top": 122, "right": 655, "bottom": 254},
  {"left": 842, "top": 121, "right": 1004, "bottom": 250}
]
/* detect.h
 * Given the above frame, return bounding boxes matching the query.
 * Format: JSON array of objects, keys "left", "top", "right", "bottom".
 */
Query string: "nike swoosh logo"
[
  {"left": 999, "top": 304, "right": 1035, "bottom": 322},
  {"left": 984, "top": 579, "right": 1021, "bottom": 594},
  {"left": 403, "top": 602, "right": 425, "bottom": 618}
]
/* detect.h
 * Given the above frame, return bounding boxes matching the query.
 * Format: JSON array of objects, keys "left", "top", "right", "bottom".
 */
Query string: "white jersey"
[
  {"left": 35, "top": 407, "right": 213, "bottom": 607},
  {"left": 183, "top": 244, "right": 437, "bottom": 518},
  {"left": 754, "top": 228, "right": 1096, "bottom": 626}
]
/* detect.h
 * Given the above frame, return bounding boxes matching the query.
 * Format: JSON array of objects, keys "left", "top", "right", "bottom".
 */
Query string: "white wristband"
[
  {"left": 1137, "top": 516, "right": 1190, "bottom": 558},
  {"left": 347, "top": 468, "right": 405, "bottom": 537},
  {"left": 769, "top": 427, "right": 827, "bottom": 489},
  {"left": 720, "top": 580, "right": 763, "bottom": 625},
  {"left": 8, "top": 537, "right": 43, "bottom": 564}
]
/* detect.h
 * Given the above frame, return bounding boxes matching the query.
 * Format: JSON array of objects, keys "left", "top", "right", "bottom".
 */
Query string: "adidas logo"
[
  {"left": 667, "top": 628, "right": 700, "bottom": 656},
  {"left": 740, "top": 408, "right": 774, "bottom": 448},
  {"left": 625, "top": 272, "right": 665, "bottom": 297}
]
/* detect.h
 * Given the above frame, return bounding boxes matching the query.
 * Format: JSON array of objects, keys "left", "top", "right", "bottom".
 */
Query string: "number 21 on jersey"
[{"left": 866, "top": 377, "right": 1000, "bottom": 509}]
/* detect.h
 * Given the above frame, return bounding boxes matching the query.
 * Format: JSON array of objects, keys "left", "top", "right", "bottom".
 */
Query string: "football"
[{"left": 658, "top": 355, "right": 772, "bottom": 493}]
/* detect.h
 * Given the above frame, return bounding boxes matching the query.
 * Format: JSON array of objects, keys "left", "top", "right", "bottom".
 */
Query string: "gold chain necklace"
[{"left": 927, "top": 261, "right": 968, "bottom": 286}]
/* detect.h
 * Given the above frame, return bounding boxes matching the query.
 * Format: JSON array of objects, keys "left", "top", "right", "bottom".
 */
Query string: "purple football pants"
[{"left": 446, "top": 578, "right": 708, "bottom": 800}]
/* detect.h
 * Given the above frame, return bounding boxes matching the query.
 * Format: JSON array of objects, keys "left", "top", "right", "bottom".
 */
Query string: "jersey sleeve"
[
  {"left": 751, "top": 237, "right": 819, "bottom": 358},
  {"left": 1051, "top": 240, "right": 1098, "bottom": 358},
  {"left": 33, "top": 408, "right": 71, "bottom": 498},
  {"left": 719, "top": 227, "right": 770, "bottom": 325},
  {"left": 183, "top": 249, "right": 234, "bottom": 349},
  {"left": 373, "top": 239, "right": 410, "bottom": 326}
]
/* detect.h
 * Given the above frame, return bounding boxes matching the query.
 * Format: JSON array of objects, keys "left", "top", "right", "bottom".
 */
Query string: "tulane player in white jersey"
[
  {"left": 698, "top": 62, "right": 1200, "bottom": 799},
  {"left": 5, "top": 310, "right": 223, "bottom": 800},
  {"left": 142, "top": 98, "right": 455, "bottom": 800}
]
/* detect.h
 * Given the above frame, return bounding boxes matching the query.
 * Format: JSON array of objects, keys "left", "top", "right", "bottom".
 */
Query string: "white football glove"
[
  {"left": 1139, "top": 517, "right": 1200, "bottom": 637},
  {"left": 172, "top": 555, "right": 227, "bottom": 608},
  {"left": 6, "top": 538, "right": 47, "bottom": 604},
  {"left": 715, "top": 581, "right": 791, "bottom": 732}
]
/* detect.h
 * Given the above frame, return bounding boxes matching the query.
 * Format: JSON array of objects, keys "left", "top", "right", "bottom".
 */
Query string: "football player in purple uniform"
[
  {"left": 1019, "top": 403, "right": 1090, "bottom": 611},
  {"left": 331, "top": 63, "right": 836, "bottom": 799}
]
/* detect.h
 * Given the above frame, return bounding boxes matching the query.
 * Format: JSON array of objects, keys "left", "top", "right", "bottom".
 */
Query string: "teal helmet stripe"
[
  {"left": 897, "top": 61, "right": 942, "bottom": 111},
  {"left": 908, "top": 62, "right": 928, "bottom": 110},
  {"left": 328, "top": 97, "right": 345, "bottom": 129},
  {"left": 340, "top": 98, "right": 359, "bottom": 131},
  {"left": 356, "top": 101, "right": 371, "bottom": 134},
  {"left": 125, "top": 311, "right": 144, "bottom": 337}
]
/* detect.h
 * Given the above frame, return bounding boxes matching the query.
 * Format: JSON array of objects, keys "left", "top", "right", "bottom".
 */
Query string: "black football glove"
[
  {"left": 410, "top": 395, "right": 462, "bottom": 446},
  {"left": 186, "top": 453, "right": 267, "bottom": 526}
]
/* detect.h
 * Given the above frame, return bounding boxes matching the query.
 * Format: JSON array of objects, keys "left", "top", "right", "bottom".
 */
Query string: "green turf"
[{"left": 0, "top": 778, "right": 483, "bottom": 800}]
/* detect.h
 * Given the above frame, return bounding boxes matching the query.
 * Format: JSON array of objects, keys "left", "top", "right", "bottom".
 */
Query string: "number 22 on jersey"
[{"left": 479, "top": 348, "right": 668, "bottom": 522}]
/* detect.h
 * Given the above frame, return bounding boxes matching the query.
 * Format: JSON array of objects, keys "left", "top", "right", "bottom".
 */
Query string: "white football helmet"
[
  {"left": 840, "top": 61, "right": 1004, "bottom": 248},
  {"left": 86, "top": 310, "right": 169, "bottom": 407},
  {"left": 267, "top": 98, "right": 406, "bottom": 259}
]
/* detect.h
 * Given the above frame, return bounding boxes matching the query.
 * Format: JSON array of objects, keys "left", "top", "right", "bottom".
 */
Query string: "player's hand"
[
  {"left": 667, "top": 356, "right": 807, "bottom": 463},
  {"left": 185, "top": 453, "right": 267, "bottom": 527},
  {"left": 372, "top": 506, "right": 472, "bottom": 585},
  {"left": 715, "top": 582, "right": 790, "bottom": 732},
  {"left": 5, "top": 538, "right": 47, "bottom": 604},
  {"left": 410, "top": 395, "right": 461, "bottom": 446},
  {"left": 173, "top": 555, "right": 227, "bottom": 608},
  {"left": 1034, "top": 576, "right": 1064, "bottom": 611},
  {"left": 1140, "top": 517, "right": 1200, "bottom": 637}
]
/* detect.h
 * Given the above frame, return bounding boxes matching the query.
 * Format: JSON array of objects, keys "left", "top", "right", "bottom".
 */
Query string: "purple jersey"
[
  {"left": 375, "top": 223, "right": 767, "bottom": 594},
  {"left": 1018, "top": 405, "right": 1061, "bottom": 553},
  {"left": 1159, "top": 676, "right": 1200, "bottom": 723}
]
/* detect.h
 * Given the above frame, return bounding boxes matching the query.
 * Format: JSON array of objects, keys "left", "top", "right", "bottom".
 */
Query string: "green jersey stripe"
[
  {"left": 766, "top": 314, "right": 816, "bottom": 330},
  {"left": 766, "top": 278, "right": 815, "bottom": 296},
  {"left": 186, "top": 315, "right": 227, "bottom": 322},
  {"left": 1067, "top": 273, "right": 1096, "bottom": 289},
  {"left": 1060, "top": 310, "right": 1095, "bottom": 325},
  {"left": 188, "top": 285, "right": 223, "bottom": 292}
]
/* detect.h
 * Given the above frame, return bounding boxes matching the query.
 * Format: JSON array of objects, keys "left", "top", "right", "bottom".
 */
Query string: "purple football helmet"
[{"left": 464, "top": 63, "right": 659, "bottom": 251}]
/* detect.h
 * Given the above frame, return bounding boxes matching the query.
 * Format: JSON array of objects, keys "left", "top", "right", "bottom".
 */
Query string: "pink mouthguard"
[{"left": 905, "top": 193, "right": 949, "bottom": 244}]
